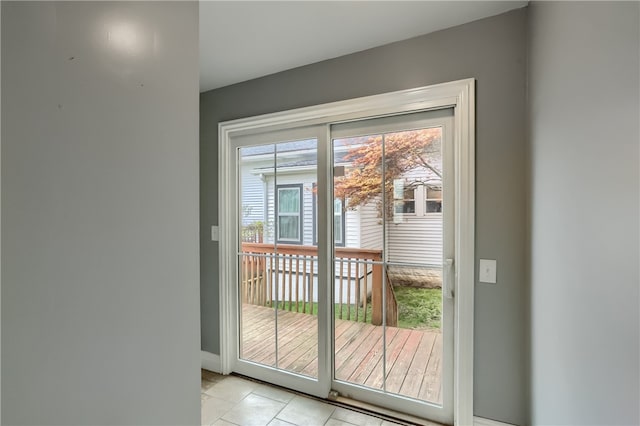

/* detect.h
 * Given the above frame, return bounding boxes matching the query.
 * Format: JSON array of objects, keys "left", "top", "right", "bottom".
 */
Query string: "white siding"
[
  {"left": 356, "top": 198, "right": 443, "bottom": 266},
  {"left": 239, "top": 160, "right": 269, "bottom": 226},
  {"left": 344, "top": 209, "right": 360, "bottom": 248},
  {"left": 359, "top": 202, "right": 383, "bottom": 251},
  {"left": 402, "top": 164, "right": 441, "bottom": 182},
  {"left": 387, "top": 214, "right": 443, "bottom": 267}
]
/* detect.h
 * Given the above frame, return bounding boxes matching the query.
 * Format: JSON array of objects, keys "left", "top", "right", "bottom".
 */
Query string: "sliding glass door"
[{"left": 226, "top": 108, "right": 458, "bottom": 425}]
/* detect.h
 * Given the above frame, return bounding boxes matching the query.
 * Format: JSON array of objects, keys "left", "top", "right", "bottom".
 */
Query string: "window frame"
[
  {"left": 312, "top": 183, "right": 346, "bottom": 247},
  {"left": 393, "top": 185, "right": 417, "bottom": 216},
  {"left": 425, "top": 185, "right": 443, "bottom": 214},
  {"left": 275, "top": 183, "right": 303, "bottom": 244}
]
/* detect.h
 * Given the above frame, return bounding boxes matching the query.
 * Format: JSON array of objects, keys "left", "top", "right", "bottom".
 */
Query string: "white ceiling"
[{"left": 199, "top": 1, "right": 527, "bottom": 92}]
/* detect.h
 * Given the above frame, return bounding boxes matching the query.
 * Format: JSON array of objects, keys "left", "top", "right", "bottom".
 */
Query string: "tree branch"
[{"left": 415, "top": 153, "right": 442, "bottom": 179}]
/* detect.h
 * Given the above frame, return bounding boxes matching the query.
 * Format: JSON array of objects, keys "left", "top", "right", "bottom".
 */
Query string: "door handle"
[{"left": 443, "top": 258, "right": 455, "bottom": 299}]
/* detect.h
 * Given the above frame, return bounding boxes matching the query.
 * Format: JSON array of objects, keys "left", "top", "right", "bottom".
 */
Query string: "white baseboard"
[
  {"left": 474, "top": 416, "right": 516, "bottom": 426},
  {"left": 201, "top": 350, "right": 222, "bottom": 373}
]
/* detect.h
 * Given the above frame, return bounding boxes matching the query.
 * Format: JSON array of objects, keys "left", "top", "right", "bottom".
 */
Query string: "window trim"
[
  {"left": 425, "top": 185, "right": 443, "bottom": 215},
  {"left": 393, "top": 183, "right": 418, "bottom": 217},
  {"left": 312, "top": 183, "right": 345, "bottom": 247},
  {"left": 333, "top": 198, "right": 346, "bottom": 247},
  {"left": 275, "top": 183, "right": 303, "bottom": 244}
]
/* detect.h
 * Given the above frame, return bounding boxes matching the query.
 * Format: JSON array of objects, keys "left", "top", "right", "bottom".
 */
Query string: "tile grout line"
[
  {"left": 203, "top": 371, "right": 416, "bottom": 426},
  {"left": 228, "top": 373, "right": 393, "bottom": 423}
]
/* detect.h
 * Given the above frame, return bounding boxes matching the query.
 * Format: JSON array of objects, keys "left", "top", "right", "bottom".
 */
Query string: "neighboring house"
[{"left": 239, "top": 139, "right": 443, "bottom": 269}]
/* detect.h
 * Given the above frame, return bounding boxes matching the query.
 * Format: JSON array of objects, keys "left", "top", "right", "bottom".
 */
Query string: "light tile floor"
[{"left": 201, "top": 370, "right": 409, "bottom": 426}]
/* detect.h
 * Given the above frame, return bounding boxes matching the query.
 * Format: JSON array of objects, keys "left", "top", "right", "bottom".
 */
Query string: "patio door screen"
[{"left": 329, "top": 109, "right": 454, "bottom": 423}]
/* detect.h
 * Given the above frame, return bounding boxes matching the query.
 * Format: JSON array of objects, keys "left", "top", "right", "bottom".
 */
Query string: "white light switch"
[
  {"left": 211, "top": 225, "right": 219, "bottom": 241},
  {"left": 479, "top": 259, "right": 497, "bottom": 284}
]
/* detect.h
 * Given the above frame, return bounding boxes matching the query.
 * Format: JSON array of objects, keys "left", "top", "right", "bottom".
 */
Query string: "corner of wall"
[
  {"left": 0, "top": 7, "right": 3, "bottom": 426},
  {"left": 201, "top": 351, "right": 222, "bottom": 374},
  {"left": 523, "top": 4, "right": 532, "bottom": 425}
]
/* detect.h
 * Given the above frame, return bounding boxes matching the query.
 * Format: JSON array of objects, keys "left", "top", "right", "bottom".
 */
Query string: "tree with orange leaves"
[{"left": 334, "top": 128, "right": 441, "bottom": 218}]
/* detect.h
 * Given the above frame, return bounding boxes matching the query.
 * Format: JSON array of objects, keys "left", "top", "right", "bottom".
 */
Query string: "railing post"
[
  {"left": 386, "top": 275, "right": 398, "bottom": 327},
  {"left": 371, "top": 263, "right": 383, "bottom": 326}
]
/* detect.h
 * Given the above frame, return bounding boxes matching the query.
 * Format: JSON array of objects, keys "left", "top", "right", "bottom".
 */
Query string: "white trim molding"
[
  {"left": 474, "top": 416, "right": 518, "bottom": 426},
  {"left": 218, "top": 78, "right": 475, "bottom": 426},
  {"left": 452, "top": 79, "right": 475, "bottom": 426},
  {"left": 201, "top": 351, "right": 222, "bottom": 374}
]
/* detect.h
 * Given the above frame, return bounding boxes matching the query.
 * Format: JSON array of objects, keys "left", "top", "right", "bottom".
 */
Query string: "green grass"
[
  {"left": 271, "top": 286, "right": 441, "bottom": 330},
  {"left": 394, "top": 287, "right": 442, "bottom": 330}
]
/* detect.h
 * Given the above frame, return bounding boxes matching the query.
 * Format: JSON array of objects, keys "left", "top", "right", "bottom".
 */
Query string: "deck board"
[
  {"left": 335, "top": 324, "right": 381, "bottom": 380},
  {"left": 398, "top": 332, "right": 437, "bottom": 399},
  {"left": 419, "top": 331, "right": 443, "bottom": 403},
  {"left": 240, "top": 303, "right": 442, "bottom": 405},
  {"left": 385, "top": 329, "right": 423, "bottom": 394}
]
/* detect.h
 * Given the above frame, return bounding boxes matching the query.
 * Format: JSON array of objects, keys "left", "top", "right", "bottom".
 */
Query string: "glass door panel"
[
  {"left": 383, "top": 127, "right": 445, "bottom": 405},
  {"left": 237, "top": 137, "right": 319, "bottom": 380},
  {"left": 332, "top": 134, "right": 385, "bottom": 389},
  {"left": 239, "top": 145, "right": 276, "bottom": 368},
  {"left": 275, "top": 140, "right": 318, "bottom": 378},
  {"left": 384, "top": 264, "right": 443, "bottom": 403},
  {"left": 330, "top": 109, "right": 453, "bottom": 422}
]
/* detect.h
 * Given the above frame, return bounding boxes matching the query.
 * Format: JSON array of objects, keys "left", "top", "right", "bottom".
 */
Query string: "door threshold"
[
  {"left": 230, "top": 372, "right": 444, "bottom": 426},
  {"left": 331, "top": 393, "right": 445, "bottom": 426}
]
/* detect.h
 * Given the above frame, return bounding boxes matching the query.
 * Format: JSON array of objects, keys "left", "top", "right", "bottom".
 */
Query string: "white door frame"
[
  {"left": 328, "top": 110, "right": 455, "bottom": 424},
  {"left": 218, "top": 78, "right": 475, "bottom": 426}
]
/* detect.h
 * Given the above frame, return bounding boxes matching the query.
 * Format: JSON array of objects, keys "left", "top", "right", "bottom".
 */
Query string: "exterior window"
[
  {"left": 276, "top": 185, "right": 302, "bottom": 243},
  {"left": 312, "top": 184, "right": 345, "bottom": 247},
  {"left": 393, "top": 180, "right": 416, "bottom": 214},
  {"left": 426, "top": 186, "right": 442, "bottom": 213},
  {"left": 333, "top": 198, "right": 344, "bottom": 246}
]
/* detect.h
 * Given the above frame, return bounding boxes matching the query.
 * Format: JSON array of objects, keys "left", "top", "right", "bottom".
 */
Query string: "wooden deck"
[{"left": 240, "top": 304, "right": 443, "bottom": 404}]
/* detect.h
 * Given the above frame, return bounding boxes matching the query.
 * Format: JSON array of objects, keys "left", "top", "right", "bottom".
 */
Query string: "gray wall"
[
  {"left": 201, "top": 9, "right": 529, "bottom": 425},
  {"left": 528, "top": 2, "right": 639, "bottom": 425},
  {"left": 2, "top": 2, "right": 201, "bottom": 424},
  {"left": 0, "top": 3, "right": 3, "bottom": 421},
  {"left": 0, "top": 3, "right": 3, "bottom": 420}
]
